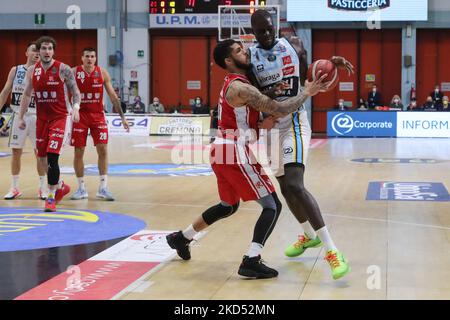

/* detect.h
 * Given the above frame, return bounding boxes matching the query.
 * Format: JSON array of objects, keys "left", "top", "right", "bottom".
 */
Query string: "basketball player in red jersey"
[
  {"left": 18, "top": 36, "right": 81, "bottom": 212},
  {"left": 166, "top": 39, "right": 327, "bottom": 279},
  {"left": 70, "top": 48, "right": 129, "bottom": 201}
]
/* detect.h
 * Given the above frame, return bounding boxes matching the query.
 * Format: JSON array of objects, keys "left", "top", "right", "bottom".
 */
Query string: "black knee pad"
[
  {"left": 202, "top": 202, "right": 239, "bottom": 225},
  {"left": 271, "top": 192, "right": 282, "bottom": 215},
  {"left": 47, "top": 153, "right": 60, "bottom": 185}
]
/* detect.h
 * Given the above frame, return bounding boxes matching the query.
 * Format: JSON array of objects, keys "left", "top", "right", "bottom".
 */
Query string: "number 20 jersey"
[{"left": 249, "top": 38, "right": 303, "bottom": 130}]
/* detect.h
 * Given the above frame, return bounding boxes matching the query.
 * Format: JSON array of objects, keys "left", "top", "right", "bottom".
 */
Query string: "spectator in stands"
[
  {"left": 171, "top": 103, "right": 182, "bottom": 114},
  {"left": 334, "top": 98, "right": 349, "bottom": 111},
  {"left": 368, "top": 84, "right": 382, "bottom": 109},
  {"left": 430, "top": 85, "right": 443, "bottom": 107},
  {"left": 357, "top": 98, "right": 368, "bottom": 110},
  {"left": 191, "top": 96, "right": 209, "bottom": 114},
  {"left": 389, "top": 95, "right": 403, "bottom": 110},
  {"left": 407, "top": 99, "right": 422, "bottom": 111},
  {"left": 441, "top": 96, "right": 449, "bottom": 111},
  {"left": 148, "top": 97, "right": 165, "bottom": 113},
  {"left": 423, "top": 96, "right": 436, "bottom": 111},
  {"left": 131, "top": 95, "right": 145, "bottom": 114}
]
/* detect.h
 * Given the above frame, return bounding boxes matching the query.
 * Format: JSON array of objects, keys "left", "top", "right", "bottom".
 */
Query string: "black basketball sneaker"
[
  {"left": 238, "top": 255, "right": 278, "bottom": 279},
  {"left": 166, "top": 231, "right": 192, "bottom": 260}
]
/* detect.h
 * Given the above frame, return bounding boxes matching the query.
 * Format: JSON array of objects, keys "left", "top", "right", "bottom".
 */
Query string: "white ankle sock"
[
  {"left": 78, "top": 177, "right": 86, "bottom": 190},
  {"left": 316, "top": 226, "right": 338, "bottom": 252},
  {"left": 301, "top": 221, "right": 317, "bottom": 239},
  {"left": 100, "top": 175, "right": 107, "bottom": 189},
  {"left": 182, "top": 224, "right": 197, "bottom": 240},
  {"left": 247, "top": 242, "right": 263, "bottom": 258},
  {"left": 39, "top": 176, "right": 46, "bottom": 189},
  {"left": 11, "top": 175, "right": 19, "bottom": 189}
]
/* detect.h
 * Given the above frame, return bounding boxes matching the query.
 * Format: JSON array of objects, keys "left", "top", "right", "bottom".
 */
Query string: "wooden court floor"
[{"left": 1, "top": 135, "right": 449, "bottom": 300}]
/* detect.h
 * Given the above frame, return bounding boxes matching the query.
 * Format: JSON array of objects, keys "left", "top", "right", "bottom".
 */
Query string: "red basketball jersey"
[
  {"left": 32, "top": 60, "right": 70, "bottom": 121},
  {"left": 75, "top": 65, "right": 104, "bottom": 113},
  {"left": 217, "top": 73, "right": 260, "bottom": 141}
]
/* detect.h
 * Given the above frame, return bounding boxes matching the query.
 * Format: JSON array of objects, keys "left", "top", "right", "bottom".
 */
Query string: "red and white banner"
[
  {"left": 15, "top": 260, "right": 158, "bottom": 300},
  {"left": 15, "top": 230, "right": 177, "bottom": 300}
]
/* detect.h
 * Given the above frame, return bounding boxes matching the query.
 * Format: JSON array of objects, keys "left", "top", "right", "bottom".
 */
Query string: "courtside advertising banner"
[
  {"left": 106, "top": 115, "right": 151, "bottom": 136},
  {"left": 397, "top": 112, "right": 450, "bottom": 138},
  {"left": 327, "top": 111, "right": 397, "bottom": 137},
  {"left": 150, "top": 115, "right": 210, "bottom": 135},
  {"left": 287, "top": 0, "right": 428, "bottom": 22}
]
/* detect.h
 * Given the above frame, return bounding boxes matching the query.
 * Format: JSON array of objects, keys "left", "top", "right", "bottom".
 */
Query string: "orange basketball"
[{"left": 307, "top": 59, "right": 339, "bottom": 92}]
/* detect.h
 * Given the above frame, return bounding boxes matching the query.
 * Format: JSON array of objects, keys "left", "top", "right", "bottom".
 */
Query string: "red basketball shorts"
[
  {"left": 210, "top": 141, "right": 275, "bottom": 205},
  {"left": 36, "top": 116, "right": 71, "bottom": 157},
  {"left": 71, "top": 112, "right": 108, "bottom": 147}
]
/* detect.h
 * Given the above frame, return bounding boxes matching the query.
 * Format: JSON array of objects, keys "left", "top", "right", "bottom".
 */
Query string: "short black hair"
[
  {"left": 26, "top": 41, "right": 36, "bottom": 49},
  {"left": 82, "top": 47, "right": 97, "bottom": 55},
  {"left": 213, "top": 39, "right": 237, "bottom": 69},
  {"left": 251, "top": 9, "right": 273, "bottom": 27},
  {"left": 36, "top": 36, "right": 57, "bottom": 50}
]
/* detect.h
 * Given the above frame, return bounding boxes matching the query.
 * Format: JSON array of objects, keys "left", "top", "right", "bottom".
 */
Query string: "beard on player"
[
  {"left": 233, "top": 57, "right": 252, "bottom": 71},
  {"left": 40, "top": 55, "right": 52, "bottom": 64}
]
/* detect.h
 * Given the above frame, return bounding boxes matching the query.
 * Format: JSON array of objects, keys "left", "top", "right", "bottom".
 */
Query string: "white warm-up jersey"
[
  {"left": 249, "top": 37, "right": 304, "bottom": 129},
  {"left": 10, "top": 64, "right": 36, "bottom": 114}
]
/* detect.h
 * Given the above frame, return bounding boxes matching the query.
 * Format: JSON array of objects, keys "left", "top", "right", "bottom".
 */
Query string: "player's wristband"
[{"left": 73, "top": 103, "right": 80, "bottom": 111}]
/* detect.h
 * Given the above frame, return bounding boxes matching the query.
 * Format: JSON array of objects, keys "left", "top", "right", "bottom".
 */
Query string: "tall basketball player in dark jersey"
[
  {"left": 166, "top": 39, "right": 327, "bottom": 279},
  {"left": 18, "top": 36, "right": 81, "bottom": 212},
  {"left": 250, "top": 9, "right": 353, "bottom": 279}
]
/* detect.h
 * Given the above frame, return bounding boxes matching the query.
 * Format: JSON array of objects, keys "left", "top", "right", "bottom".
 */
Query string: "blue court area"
[
  {"left": 61, "top": 163, "right": 213, "bottom": 177},
  {"left": 0, "top": 207, "right": 146, "bottom": 252}
]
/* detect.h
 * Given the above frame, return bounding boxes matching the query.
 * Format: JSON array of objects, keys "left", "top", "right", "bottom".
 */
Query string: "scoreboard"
[{"left": 149, "top": 0, "right": 266, "bottom": 14}]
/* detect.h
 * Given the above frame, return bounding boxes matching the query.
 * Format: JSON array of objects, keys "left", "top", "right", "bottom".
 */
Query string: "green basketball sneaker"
[
  {"left": 284, "top": 234, "right": 322, "bottom": 257},
  {"left": 325, "top": 250, "right": 350, "bottom": 280}
]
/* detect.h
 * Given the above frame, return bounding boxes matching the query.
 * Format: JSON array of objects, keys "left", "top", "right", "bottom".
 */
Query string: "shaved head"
[
  {"left": 251, "top": 9, "right": 272, "bottom": 26},
  {"left": 251, "top": 9, "right": 276, "bottom": 50}
]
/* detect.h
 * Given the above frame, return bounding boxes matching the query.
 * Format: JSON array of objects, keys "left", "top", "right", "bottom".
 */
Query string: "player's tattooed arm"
[
  {"left": 227, "top": 80, "right": 305, "bottom": 116},
  {"left": 18, "top": 66, "right": 34, "bottom": 129},
  {"left": 228, "top": 75, "right": 328, "bottom": 115},
  {"left": 286, "top": 35, "right": 308, "bottom": 86},
  {"left": 61, "top": 63, "right": 81, "bottom": 105},
  {"left": 0, "top": 67, "right": 16, "bottom": 112}
]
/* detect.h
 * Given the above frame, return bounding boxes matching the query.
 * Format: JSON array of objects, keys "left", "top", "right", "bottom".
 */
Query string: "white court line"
[
  {"left": 112, "top": 201, "right": 450, "bottom": 231},
  {"left": 324, "top": 213, "right": 450, "bottom": 231},
  {"left": 110, "top": 231, "right": 207, "bottom": 300}
]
